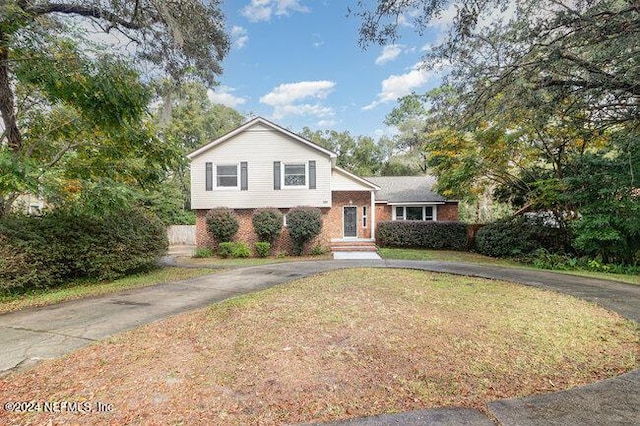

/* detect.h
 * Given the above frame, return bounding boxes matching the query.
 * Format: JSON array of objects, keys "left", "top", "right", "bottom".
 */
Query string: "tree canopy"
[
  {"left": 356, "top": 0, "right": 639, "bottom": 263},
  {"left": 0, "top": 0, "right": 230, "bottom": 216}
]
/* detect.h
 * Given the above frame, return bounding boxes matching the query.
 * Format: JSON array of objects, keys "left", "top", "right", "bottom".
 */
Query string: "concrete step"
[{"left": 330, "top": 246, "right": 378, "bottom": 252}]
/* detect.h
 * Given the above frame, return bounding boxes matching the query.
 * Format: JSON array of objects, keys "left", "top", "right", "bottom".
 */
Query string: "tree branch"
[{"left": 22, "top": 3, "right": 144, "bottom": 30}]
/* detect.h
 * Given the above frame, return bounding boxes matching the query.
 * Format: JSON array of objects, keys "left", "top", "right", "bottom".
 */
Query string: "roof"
[
  {"left": 187, "top": 116, "right": 338, "bottom": 160},
  {"left": 364, "top": 176, "right": 448, "bottom": 203}
]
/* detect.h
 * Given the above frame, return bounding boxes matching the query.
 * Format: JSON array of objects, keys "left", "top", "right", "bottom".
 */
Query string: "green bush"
[
  {"left": 193, "top": 247, "right": 214, "bottom": 258},
  {"left": 0, "top": 209, "right": 167, "bottom": 295},
  {"left": 376, "top": 221, "right": 468, "bottom": 250},
  {"left": 287, "top": 206, "right": 323, "bottom": 255},
  {"left": 254, "top": 241, "right": 271, "bottom": 258},
  {"left": 219, "top": 242, "right": 251, "bottom": 258},
  {"left": 310, "top": 245, "right": 328, "bottom": 256},
  {"left": 252, "top": 208, "right": 283, "bottom": 243},
  {"left": 474, "top": 216, "right": 571, "bottom": 258},
  {"left": 205, "top": 208, "right": 239, "bottom": 243}
]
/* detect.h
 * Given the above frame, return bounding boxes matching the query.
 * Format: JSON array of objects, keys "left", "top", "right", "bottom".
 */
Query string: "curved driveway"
[{"left": 0, "top": 259, "right": 638, "bottom": 424}]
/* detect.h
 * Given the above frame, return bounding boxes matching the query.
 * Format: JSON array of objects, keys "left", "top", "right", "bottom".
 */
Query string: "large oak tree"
[{"left": 0, "top": 0, "right": 229, "bottom": 216}]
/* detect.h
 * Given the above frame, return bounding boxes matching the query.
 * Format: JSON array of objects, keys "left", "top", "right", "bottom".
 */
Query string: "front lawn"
[
  {"left": 379, "top": 248, "right": 640, "bottom": 285},
  {"left": 1, "top": 268, "right": 636, "bottom": 425},
  {"left": 0, "top": 267, "right": 216, "bottom": 314}
]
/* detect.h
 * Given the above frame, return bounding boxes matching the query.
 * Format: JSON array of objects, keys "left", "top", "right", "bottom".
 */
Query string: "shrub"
[
  {"left": 193, "top": 247, "right": 214, "bottom": 258},
  {"left": 287, "top": 206, "right": 322, "bottom": 255},
  {"left": 219, "top": 242, "right": 251, "bottom": 258},
  {"left": 252, "top": 208, "right": 283, "bottom": 243},
  {"left": 474, "top": 216, "right": 571, "bottom": 258},
  {"left": 254, "top": 241, "right": 271, "bottom": 258},
  {"left": 310, "top": 245, "right": 328, "bottom": 256},
  {"left": 0, "top": 209, "right": 167, "bottom": 295},
  {"left": 205, "top": 208, "right": 239, "bottom": 243},
  {"left": 376, "top": 221, "right": 468, "bottom": 251}
]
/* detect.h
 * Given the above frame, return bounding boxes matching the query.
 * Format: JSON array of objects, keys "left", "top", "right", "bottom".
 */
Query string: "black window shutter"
[
  {"left": 273, "top": 161, "right": 281, "bottom": 190},
  {"left": 309, "top": 160, "right": 316, "bottom": 189},
  {"left": 205, "top": 162, "right": 213, "bottom": 191},
  {"left": 240, "top": 162, "right": 248, "bottom": 190}
]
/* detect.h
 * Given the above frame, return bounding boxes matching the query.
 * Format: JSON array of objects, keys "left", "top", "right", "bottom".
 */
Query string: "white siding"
[
  {"left": 191, "top": 126, "right": 332, "bottom": 209},
  {"left": 331, "top": 169, "right": 375, "bottom": 191}
]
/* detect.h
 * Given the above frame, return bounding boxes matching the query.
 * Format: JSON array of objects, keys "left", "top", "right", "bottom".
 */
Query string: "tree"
[
  {"left": 0, "top": 0, "right": 230, "bottom": 216},
  {"left": 153, "top": 81, "right": 245, "bottom": 215},
  {"left": 353, "top": 0, "right": 639, "bottom": 130}
]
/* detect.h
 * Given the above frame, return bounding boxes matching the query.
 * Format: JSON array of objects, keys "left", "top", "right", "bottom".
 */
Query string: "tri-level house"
[{"left": 188, "top": 117, "right": 458, "bottom": 253}]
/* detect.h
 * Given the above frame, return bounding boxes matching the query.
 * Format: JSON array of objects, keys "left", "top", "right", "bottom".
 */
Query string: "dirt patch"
[{"left": 1, "top": 268, "right": 637, "bottom": 425}]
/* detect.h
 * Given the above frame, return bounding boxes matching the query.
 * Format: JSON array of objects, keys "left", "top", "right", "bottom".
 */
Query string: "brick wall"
[
  {"left": 438, "top": 202, "right": 459, "bottom": 221},
  {"left": 325, "top": 191, "right": 372, "bottom": 240},
  {"left": 195, "top": 207, "right": 331, "bottom": 255},
  {"left": 195, "top": 190, "right": 374, "bottom": 254}
]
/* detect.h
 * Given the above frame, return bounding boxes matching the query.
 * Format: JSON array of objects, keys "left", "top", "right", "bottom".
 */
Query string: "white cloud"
[
  {"left": 375, "top": 44, "right": 403, "bottom": 65},
  {"left": 260, "top": 80, "right": 336, "bottom": 119},
  {"left": 260, "top": 80, "right": 335, "bottom": 106},
  {"left": 231, "top": 26, "right": 249, "bottom": 49},
  {"left": 207, "top": 87, "right": 247, "bottom": 108},
  {"left": 242, "top": 0, "right": 310, "bottom": 22},
  {"left": 363, "top": 62, "right": 432, "bottom": 110}
]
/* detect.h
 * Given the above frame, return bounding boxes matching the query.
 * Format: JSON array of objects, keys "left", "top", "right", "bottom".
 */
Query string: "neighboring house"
[{"left": 188, "top": 117, "right": 458, "bottom": 253}]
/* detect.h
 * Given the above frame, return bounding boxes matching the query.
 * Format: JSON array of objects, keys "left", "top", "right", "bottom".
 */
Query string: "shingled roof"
[{"left": 364, "top": 176, "right": 447, "bottom": 203}]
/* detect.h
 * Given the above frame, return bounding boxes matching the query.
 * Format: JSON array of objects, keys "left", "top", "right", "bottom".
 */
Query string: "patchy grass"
[
  {"left": 0, "top": 267, "right": 215, "bottom": 314},
  {"left": 379, "top": 248, "right": 640, "bottom": 285},
  {"left": 1, "top": 268, "right": 636, "bottom": 425}
]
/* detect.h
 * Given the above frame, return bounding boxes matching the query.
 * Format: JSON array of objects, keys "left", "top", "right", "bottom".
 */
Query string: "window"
[
  {"left": 283, "top": 213, "right": 288, "bottom": 228},
  {"left": 217, "top": 164, "right": 238, "bottom": 187},
  {"left": 424, "top": 206, "right": 434, "bottom": 220},
  {"left": 284, "top": 163, "right": 306, "bottom": 186},
  {"left": 394, "top": 206, "right": 436, "bottom": 221},
  {"left": 362, "top": 206, "right": 368, "bottom": 228},
  {"left": 406, "top": 206, "right": 423, "bottom": 221}
]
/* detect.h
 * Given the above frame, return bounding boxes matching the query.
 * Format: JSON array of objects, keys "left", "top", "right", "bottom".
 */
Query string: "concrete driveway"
[{"left": 1, "top": 259, "right": 638, "bottom": 425}]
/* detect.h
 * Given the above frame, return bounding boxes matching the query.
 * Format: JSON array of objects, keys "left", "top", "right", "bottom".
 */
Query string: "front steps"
[{"left": 330, "top": 238, "right": 378, "bottom": 253}]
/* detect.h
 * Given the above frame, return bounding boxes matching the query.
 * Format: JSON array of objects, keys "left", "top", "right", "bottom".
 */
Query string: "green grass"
[
  {"left": 0, "top": 267, "right": 216, "bottom": 314},
  {"left": 379, "top": 248, "right": 640, "bottom": 285}
]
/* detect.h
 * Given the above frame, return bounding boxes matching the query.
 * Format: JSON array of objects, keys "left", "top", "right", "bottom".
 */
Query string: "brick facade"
[
  {"left": 375, "top": 202, "right": 459, "bottom": 222},
  {"left": 195, "top": 194, "right": 459, "bottom": 254}
]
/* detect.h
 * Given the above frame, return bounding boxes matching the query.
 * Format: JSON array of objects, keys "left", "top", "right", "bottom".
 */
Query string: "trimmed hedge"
[
  {"left": 287, "top": 206, "right": 323, "bottom": 255},
  {"left": 474, "top": 216, "right": 571, "bottom": 258},
  {"left": 0, "top": 209, "right": 167, "bottom": 294},
  {"left": 376, "top": 221, "right": 468, "bottom": 250},
  {"left": 218, "top": 242, "right": 251, "bottom": 258},
  {"left": 252, "top": 208, "right": 283, "bottom": 243},
  {"left": 205, "top": 208, "right": 239, "bottom": 243}
]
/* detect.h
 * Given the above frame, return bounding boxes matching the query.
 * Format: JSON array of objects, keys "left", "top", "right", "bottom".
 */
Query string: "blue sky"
[{"left": 209, "top": 1, "right": 456, "bottom": 138}]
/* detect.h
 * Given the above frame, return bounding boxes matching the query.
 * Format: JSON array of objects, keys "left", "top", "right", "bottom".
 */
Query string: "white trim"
[
  {"left": 333, "top": 167, "right": 380, "bottom": 190},
  {"left": 188, "top": 117, "right": 337, "bottom": 160},
  {"left": 282, "top": 161, "right": 308, "bottom": 189},
  {"left": 370, "top": 191, "right": 376, "bottom": 240},
  {"left": 362, "top": 205, "right": 368, "bottom": 228},
  {"left": 214, "top": 163, "right": 240, "bottom": 190},
  {"left": 392, "top": 205, "right": 438, "bottom": 221},
  {"left": 342, "top": 205, "right": 358, "bottom": 238},
  {"left": 387, "top": 202, "right": 445, "bottom": 205}
]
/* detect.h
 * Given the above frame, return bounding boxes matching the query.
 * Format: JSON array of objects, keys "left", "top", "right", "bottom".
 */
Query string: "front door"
[{"left": 343, "top": 206, "right": 357, "bottom": 237}]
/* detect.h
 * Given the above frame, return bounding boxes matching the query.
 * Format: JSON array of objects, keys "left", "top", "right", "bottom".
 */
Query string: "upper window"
[
  {"left": 284, "top": 163, "right": 306, "bottom": 187},
  {"left": 216, "top": 164, "right": 238, "bottom": 187}
]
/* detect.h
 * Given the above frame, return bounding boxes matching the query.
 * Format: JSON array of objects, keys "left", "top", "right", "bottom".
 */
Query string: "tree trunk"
[{"left": 0, "top": 31, "right": 22, "bottom": 152}]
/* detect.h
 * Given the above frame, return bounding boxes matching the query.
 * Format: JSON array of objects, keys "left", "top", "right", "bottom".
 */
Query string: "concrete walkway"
[{"left": 0, "top": 259, "right": 638, "bottom": 425}]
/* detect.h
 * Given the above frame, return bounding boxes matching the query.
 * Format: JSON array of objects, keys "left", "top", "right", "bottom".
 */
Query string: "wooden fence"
[{"left": 167, "top": 225, "right": 196, "bottom": 245}]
